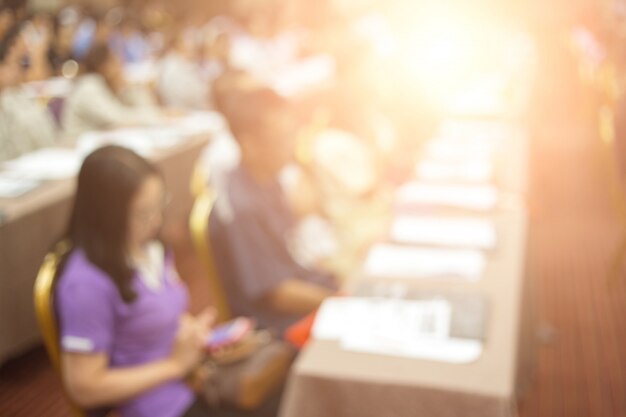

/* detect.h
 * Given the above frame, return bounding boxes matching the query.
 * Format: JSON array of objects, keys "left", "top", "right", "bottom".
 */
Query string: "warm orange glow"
[{"left": 378, "top": 3, "right": 535, "bottom": 115}]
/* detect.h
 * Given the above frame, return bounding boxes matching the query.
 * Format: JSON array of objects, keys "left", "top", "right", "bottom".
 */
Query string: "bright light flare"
[
  {"left": 400, "top": 10, "right": 497, "bottom": 107},
  {"left": 386, "top": 3, "right": 531, "bottom": 114},
  {"left": 406, "top": 19, "right": 473, "bottom": 78}
]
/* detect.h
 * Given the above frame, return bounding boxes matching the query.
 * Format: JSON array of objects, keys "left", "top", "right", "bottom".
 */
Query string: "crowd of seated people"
[
  {"left": 61, "top": 41, "right": 159, "bottom": 138},
  {"left": 1, "top": 0, "right": 446, "bottom": 415}
]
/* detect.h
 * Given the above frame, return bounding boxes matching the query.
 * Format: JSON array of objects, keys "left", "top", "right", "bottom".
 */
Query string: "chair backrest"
[
  {"left": 33, "top": 240, "right": 87, "bottom": 417},
  {"left": 189, "top": 186, "right": 232, "bottom": 324}
]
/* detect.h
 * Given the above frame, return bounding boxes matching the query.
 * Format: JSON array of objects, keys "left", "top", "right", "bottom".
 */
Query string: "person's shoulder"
[{"left": 57, "top": 249, "right": 118, "bottom": 295}]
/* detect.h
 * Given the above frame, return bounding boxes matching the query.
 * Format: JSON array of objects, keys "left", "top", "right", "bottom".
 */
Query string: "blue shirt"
[{"left": 209, "top": 165, "right": 337, "bottom": 334}]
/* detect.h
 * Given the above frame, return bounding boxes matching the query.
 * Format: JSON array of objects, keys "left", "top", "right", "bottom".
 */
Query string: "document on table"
[
  {"left": 424, "top": 139, "right": 495, "bottom": 163},
  {"left": 391, "top": 215, "right": 497, "bottom": 249},
  {"left": 396, "top": 182, "right": 498, "bottom": 211},
  {"left": 78, "top": 131, "right": 154, "bottom": 157},
  {"left": 78, "top": 112, "right": 227, "bottom": 157},
  {"left": 2, "top": 148, "right": 83, "bottom": 180},
  {"left": 172, "top": 111, "right": 226, "bottom": 135},
  {"left": 0, "top": 174, "right": 40, "bottom": 198},
  {"left": 313, "top": 297, "right": 482, "bottom": 363},
  {"left": 270, "top": 55, "right": 335, "bottom": 97},
  {"left": 80, "top": 123, "right": 196, "bottom": 155},
  {"left": 351, "top": 283, "right": 490, "bottom": 341},
  {"left": 416, "top": 159, "right": 493, "bottom": 183},
  {"left": 363, "top": 243, "right": 486, "bottom": 281},
  {"left": 446, "top": 89, "right": 507, "bottom": 118},
  {"left": 439, "top": 118, "right": 517, "bottom": 142},
  {"left": 445, "top": 74, "right": 508, "bottom": 117}
]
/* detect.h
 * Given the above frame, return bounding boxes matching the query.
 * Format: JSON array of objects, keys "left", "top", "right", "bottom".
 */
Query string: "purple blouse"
[{"left": 56, "top": 247, "right": 194, "bottom": 417}]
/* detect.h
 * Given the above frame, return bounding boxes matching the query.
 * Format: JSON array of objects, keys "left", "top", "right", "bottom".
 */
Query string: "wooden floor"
[
  {"left": 517, "top": 118, "right": 626, "bottom": 417},
  {"left": 1, "top": 117, "right": 626, "bottom": 417}
]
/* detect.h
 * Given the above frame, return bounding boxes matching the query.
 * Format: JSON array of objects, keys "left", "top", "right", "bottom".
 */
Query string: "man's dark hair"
[{"left": 80, "top": 41, "right": 114, "bottom": 74}]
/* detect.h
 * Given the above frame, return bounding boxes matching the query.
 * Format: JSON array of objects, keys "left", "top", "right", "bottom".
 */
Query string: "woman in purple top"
[{"left": 54, "top": 145, "right": 233, "bottom": 417}]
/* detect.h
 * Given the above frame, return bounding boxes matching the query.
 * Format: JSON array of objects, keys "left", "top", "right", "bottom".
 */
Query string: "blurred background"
[{"left": 0, "top": 0, "right": 625, "bottom": 416}]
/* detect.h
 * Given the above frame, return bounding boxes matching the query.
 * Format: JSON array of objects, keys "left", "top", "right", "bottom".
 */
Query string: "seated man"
[{"left": 210, "top": 87, "right": 338, "bottom": 335}]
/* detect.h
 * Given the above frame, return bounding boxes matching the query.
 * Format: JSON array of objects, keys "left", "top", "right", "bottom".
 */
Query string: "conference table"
[
  {"left": 280, "top": 119, "right": 534, "bottom": 417},
  {"left": 0, "top": 129, "right": 211, "bottom": 366}
]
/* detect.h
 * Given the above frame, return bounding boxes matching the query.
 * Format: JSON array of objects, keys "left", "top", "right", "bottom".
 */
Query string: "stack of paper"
[
  {"left": 425, "top": 139, "right": 495, "bottom": 163},
  {"left": 173, "top": 111, "right": 226, "bottom": 135},
  {"left": 342, "top": 329, "right": 483, "bottom": 363},
  {"left": 3, "top": 148, "right": 83, "bottom": 180},
  {"left": 363, "top": 243, "right": 486, "bottom": 281},
  {"left": 445, "top": 74, "right": 508, "bottom": 117},
  {"left": 312, "top": 297, "right": 482, "bottom": 363},
  {"left": 391, "top": 216, "right": 497, "bottom": 249},
  {"left": 440, "top": 119, "right": 515, "bottom": 142},
  {"left": 78, "top": 131, "right": 155, "bottom": 157},
  {"left": 270, "top": 55, "right": 335, "bottom": 97},
  {"left": 416, "top": 160, "right": 493, "bottom": 183},
  {"left": 350, "top": 283, "right": 490, "bottom": 341},
  {"left": 78, "top": 126, "right": 188, "bottom": 157},
  {"left": 314, "top": 297, "right": 452, "bottom": 340},
  {"left": 396, "top": 182, "right": 498, "bottom": 211}
]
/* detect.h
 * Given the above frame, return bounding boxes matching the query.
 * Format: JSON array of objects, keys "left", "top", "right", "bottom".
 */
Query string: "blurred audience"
[
  {"left": 72, "top": 9, "right": 114, "bottom": 60},
  {"left": 157, "top": 28, "right": 211, "bottom": 110},
  {"left": 47, "top": 7, "right": 78, "bottom": 76},
  {"left": 62, "top": 42, "right": 158, "bottom": 139},
  {"left": 109, "top": 16, "right": 151, "bottom": 65}
]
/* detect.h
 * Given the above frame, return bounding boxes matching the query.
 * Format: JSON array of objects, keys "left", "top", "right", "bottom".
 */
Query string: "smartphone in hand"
[{"left": 205, "top": 317, "right": 254, "bottom": 352}]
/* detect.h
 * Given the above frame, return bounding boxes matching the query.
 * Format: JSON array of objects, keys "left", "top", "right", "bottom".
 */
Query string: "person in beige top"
[
  {"left": 0, "top": 20, "right": 57, "bottom": 162},
  {"left": 157, "top": 29, "right": 212, "bottom": 110},
  {"left": 62, "top": 42, "right": 159, "bottom": 140}
]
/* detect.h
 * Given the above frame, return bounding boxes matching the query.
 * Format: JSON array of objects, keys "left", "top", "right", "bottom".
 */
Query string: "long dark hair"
[
  {"left": 0, "top": 19, "right": 25, "bottom": 63},
  {"left": 62, "top": 145, "right": 161, "bottom": 303},
  {"left": 81, "top": 41, "right": 113, "bottom": 75}
]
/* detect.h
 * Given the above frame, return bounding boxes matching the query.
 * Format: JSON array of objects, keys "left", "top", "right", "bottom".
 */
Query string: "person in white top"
[
  {"left": 157, "top": 29, "right": 211, "bottom": 110},
  {"left": 62, "top": 42, "right": 159, "bottom": 140}
]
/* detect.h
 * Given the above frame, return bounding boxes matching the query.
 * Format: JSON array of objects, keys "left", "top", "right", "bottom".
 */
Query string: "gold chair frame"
[
  {"left": 33, "top": 240, "right": 86, "bottom": 417},
  {"left": 189, "top": 164, "right": 232, "bottom": 324}
]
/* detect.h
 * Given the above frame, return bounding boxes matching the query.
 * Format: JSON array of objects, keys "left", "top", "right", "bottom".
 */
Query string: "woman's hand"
[
  {"left": 169, "top": 308, "right": 217, "bottom": 377},
  {"left": 193, "top": 307, "right": 217, "bottom": 340},
  {"left": 169, "top": 316, "right": 206, "bottom": 377}
]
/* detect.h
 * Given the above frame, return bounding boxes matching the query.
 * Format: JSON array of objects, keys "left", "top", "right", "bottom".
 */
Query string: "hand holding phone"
[{"left": 205, "top": 317, "right": 255, "bottom": 353}]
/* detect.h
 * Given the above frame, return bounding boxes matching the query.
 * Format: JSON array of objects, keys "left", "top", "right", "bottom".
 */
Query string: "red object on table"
[{"left": 283, "top": 310, "right": 318, "bottom": 350}]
